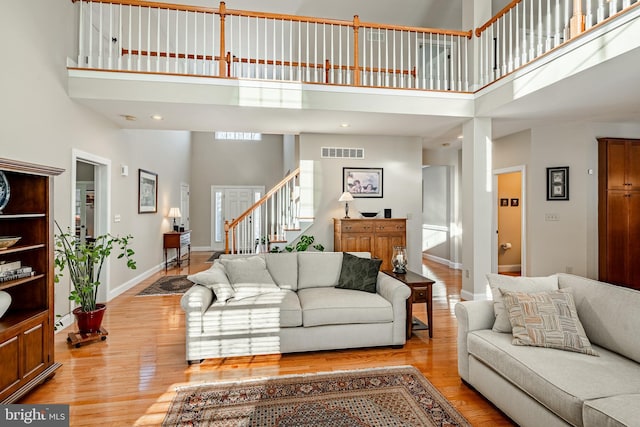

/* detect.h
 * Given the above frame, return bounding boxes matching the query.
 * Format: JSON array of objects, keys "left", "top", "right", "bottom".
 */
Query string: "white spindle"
[
  {"left": 464, "top": 35, "right": 468, "bottom": 90},
  {"left": 429, "top": 32, "right": 433, "bottom": 89},
  {"left": 255, "top": 16, "right": 259, "bottom": 79},
  {"left": 545, "top": 0, "right": 551, "bottom": 52},
  {"left": 314, "top": 23, "right": 318, "bottom": 82},
  {"left": 289, "top": 21, "right": 293, "bottom": 80},
  {"left": 457, "top": 34, "right": 461, "bottom": 90},
  {"left": 118, "top": 4, "right": 123, "bottom": 70},
  {"left": 610, "top": 0, "right": 618, "bottom": 16},
  {"left": 501, "top": 18, "right": 506, "bottom": 76},
  {"left": 107, "top": 5, "right": 113, "bottom": 69},
  {"left": 338, "top": 24, "right": 342, "bottom": 84},
  {"left": 265, "top": 18, "right": 269, "bottom": 80},
  {"left": 98, "top": 2, "right": 103, "bottom": 69},
  {"left": 78, "top": 0, "right": 84, "bottom": 67},
  {"left": 146, "top": 7, "right": 151, "bottom": 71},
  {"left": 597, "top": 0, "right": 605, "bottom": 23},
  {"left": 586, "top": 0, "right": 594, "bottom": 28},
  {"left": 521, "top": 0, "right": 528, "bottom": 64},
  {"left": 273, "top": 19, "right": 277, "bottom": 80},
  {"left": 554, "top": 0, "right": 560, "bottom": 47},
  {"left": 174, "top": 8, "right": 178, "bottom": 73},
  {"left": 88, "top": 2, "right": 94, "bottom": 68},
  {"left": 156, "top": 8, "right": 161, "bottom": 72},
  {"left": 165, "top": 8, "right": 170, "bottom": 73},
  {"left": 508, "top": 9, "right": 513, "bottom": 72},
  {"left": 201, "top": 12, "right": 206, "bottom": 75},
  {"left": 307, "top": 22, "right": 311, "bottom": 82},
  {"left": 346, "top": 26, "right": 350, "bottom": 85}
]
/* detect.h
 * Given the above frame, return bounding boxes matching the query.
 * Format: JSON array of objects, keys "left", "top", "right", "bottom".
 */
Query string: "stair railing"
[{"left": 224, "top": 168, "right": 300, "bottom": 254}]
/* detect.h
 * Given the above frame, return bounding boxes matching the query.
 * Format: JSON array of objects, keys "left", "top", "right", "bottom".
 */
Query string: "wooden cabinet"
[
  {"left": 334, "top": 218, "right": 406, "bottom": 270},
  {"left": 598, "top": 138, "right": 640, "bottom": 290},
  {"left": 0, "top": 158, "right": 63, "bottom": 403},
  {"left": 163, "top": 230, "right": 191, "bottom": 270}
]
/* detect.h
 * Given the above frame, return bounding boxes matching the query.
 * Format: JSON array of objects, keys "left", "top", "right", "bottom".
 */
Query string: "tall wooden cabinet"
[
  {"left": 598, "top": 138, "right": 640, "bottom": 290},
  {"left": 0, "top": 158, "right": 63, "bottom": 403},
  {"left": 333, "top": 218, "right": 406, "bottom": 270}
]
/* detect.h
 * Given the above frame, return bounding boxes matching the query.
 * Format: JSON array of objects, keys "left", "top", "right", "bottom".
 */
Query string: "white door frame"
[
  {"left": 71, "top": 149, "right": 111, "bottom": 303},
  {"left": 492, "top": 165, "right": 526, "bottom": 275},
  {"left": 211, "top": 185, "right": 264, "bottom": 251}
]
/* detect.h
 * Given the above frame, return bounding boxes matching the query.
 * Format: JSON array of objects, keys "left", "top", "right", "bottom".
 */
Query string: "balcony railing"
[{"left": 72, "top": 0, "right": 639, "bottom": 92}]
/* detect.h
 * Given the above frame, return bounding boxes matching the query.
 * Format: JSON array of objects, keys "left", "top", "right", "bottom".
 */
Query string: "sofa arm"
[
  {"left": 454, "top": 300, "right": 495, "bottom": 382},
  {"left": 180, "top": 284, "right": 215, "bottom": 314},
  {"left": 377, "top": 272, "right": 412, "bottom": 345}
]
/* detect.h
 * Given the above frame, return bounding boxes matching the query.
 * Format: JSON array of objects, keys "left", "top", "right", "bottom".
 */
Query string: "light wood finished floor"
[{"left": 21, "top": 253, "right": 514, "bottom": 426}]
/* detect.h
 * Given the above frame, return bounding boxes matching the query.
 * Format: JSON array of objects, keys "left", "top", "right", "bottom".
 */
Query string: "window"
[{"left": 215, "top": 132, "right": 262, "bottom": 141}]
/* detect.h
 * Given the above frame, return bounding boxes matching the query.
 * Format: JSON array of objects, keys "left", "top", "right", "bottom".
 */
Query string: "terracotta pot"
[{"left": 73, "top": 303, "right": 106, "bottom": 333}]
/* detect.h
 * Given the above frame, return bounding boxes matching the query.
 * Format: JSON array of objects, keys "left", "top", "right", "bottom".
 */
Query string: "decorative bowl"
[
  {"left": 0, "top": 236, "right": 21, "bottom": 250},
  {"left": 360, "top": 212, "right": 378, "bottom": 218}
]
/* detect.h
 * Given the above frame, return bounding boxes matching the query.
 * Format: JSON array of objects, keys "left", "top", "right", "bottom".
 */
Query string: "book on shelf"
[
  {"left": 0, "top": 261, "right": 22, "bottom": 273},
  {"left": 0, "top": 268, "right": 35, "bottom": 283}
]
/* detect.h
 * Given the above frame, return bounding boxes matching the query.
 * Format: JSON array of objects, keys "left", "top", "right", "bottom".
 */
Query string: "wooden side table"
[
  {"left": 382, "top": 269, "right": 435, "bottom": 339},
  {"left": 163, "top": 230, "right": 191, "bottom": 270}
]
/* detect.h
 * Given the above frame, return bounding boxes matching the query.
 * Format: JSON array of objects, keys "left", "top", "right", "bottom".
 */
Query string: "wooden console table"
[
  {"left": 163, "top": 230, "right": 191, "bottom": 270},
  {"left": 382, "top": 269, "right": 435, "bottom": 339}
]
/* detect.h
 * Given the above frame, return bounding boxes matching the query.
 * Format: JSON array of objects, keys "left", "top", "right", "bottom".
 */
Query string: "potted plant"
[
  {"left": 270, "top": 234, "right": 325, "bottom": 253},
  {"left": 54, "top": 222, "right": 136, "bottom": 333}
]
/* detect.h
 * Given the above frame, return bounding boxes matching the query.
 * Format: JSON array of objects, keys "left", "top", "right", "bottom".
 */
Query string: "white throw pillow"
[
  {"left": 187, "top": 263, "right": 235, "bottom": 303},
  {"left": 220, "top": 256, "right": 280, "bottom": 300},
  {"left": 487, "top": 273, "right": 558, "bottom": 333}
]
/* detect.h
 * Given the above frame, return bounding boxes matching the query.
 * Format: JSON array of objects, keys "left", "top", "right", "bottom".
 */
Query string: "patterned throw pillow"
[
  {"left": 500, "top": 288, "right": 599, "bottom": 356},
  {"left": 336, "top": 252, "right": 382, "bottom": 293},
  {"left": 187, "top": 262, "right": 235, "bottom": 302}
]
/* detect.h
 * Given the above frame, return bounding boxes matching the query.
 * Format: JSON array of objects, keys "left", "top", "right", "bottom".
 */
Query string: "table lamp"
[
  {"left": 168, "top": 207, "right": 182, "bottom": 231},
  {"left": 338, "top": 192, "right": 354, "bottom": 218}
]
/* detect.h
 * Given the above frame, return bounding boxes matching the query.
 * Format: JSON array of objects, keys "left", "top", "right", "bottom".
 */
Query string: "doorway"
[
  {"left": 211, "top": 185, "right": 264, "bottom": 251},
  {"left": 493, "top": 166, "right": 526, "bottom": 276}
]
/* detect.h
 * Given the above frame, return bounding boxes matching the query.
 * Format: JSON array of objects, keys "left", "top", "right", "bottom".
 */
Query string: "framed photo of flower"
[{"left": 138, "top": 169, "right": 158, "bottom": 213}]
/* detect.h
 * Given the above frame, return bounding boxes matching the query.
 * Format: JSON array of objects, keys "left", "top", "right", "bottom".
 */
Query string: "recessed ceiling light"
[
  {"left": 442, "top": 142, "right": 451, "bottom": 147},
  {"left": 340, "top": 123, "right": 350, "bottom": 128},
  {"left": 457, "top": 135, "right": 463, "bottom": 139},
  {"left": 120, "top": 114, "right": 137, "bottom": 121},
  {"left": 151, "top": 114, "right": 163, "bottom": 121}
]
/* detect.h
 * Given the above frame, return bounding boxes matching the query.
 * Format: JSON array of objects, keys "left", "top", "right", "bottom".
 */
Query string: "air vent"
[
  {"left": 367, "top": 29, "right": 385, "bottom": 42},
  {"left": 321, "top": 147, "right": 365, "bottom": 159}
]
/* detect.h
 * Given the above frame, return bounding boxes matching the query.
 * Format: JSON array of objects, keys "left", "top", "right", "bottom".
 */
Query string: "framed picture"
[
  {"left": 500, "top": 198, "right": 509, "bottom": 207},
  {"left": 343, "top": 167, "right": 383, "bottom": 198},
  {"left": 138, "top": 169, "right": 158, "bottom": 213},
  {"left": 510, "top": 198, "right": 519, "bottom": 207},
  {"left": 547, "top": 166, "right": 569, "bottom": 201}
]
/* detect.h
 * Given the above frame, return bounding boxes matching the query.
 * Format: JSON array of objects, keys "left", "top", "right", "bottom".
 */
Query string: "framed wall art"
[
  {"left": 546, "top": 166, "right": 569, "bottom": 201},
  {"left": 138, "top": 169, "right": 158, "bottom": 213},
  {"left": 343, "top": 167, "right": 383, "bottom": 198}
]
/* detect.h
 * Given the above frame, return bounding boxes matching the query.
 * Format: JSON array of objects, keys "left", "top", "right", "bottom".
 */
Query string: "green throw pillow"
[{"left": 336, "top": 252, "right": 382, "bottom": 293}]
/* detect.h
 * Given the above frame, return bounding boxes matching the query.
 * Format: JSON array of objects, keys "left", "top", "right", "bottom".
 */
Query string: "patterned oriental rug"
[
  {"left": 136, "top": 275, "right": 193, "bottom": 296},
  {"left": 163, "top": 366, "right": 471, "bottom": 427}
]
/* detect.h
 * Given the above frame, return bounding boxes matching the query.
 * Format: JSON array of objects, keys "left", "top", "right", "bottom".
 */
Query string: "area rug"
[
  {"left": 163, "top": 365, "right": 470, "bottom": 426},
  {"left": 136, "top": 275, "right": 193, "bottom": 296},
  {"left": 206, "top": 251, "right": 224, "bottom": 263}
]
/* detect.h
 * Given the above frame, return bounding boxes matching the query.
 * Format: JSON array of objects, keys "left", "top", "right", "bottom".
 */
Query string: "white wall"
[
  {"left": 189, "top": 132, "right": 285, "bottom": 248},
  {"left": 299, "top": 133, "right": 423, "bottom": 270},
  {"left": 1, "top": 0, "right": 191, "bottom": 321}
]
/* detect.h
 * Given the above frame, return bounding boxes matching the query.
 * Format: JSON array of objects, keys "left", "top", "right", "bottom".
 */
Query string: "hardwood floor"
[{"left": 21, "top": 253, "right": 514, "bottom": 426}]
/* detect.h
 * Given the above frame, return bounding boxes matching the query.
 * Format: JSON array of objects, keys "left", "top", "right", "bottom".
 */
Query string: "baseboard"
[
  {"left": 422, "top": 253, "right": 462, "bottom": 270},
  {"left": 498, "top": 264, "right": 521, "bottom": 273},
  {"left": 192, "top": 246, "right": 214, "bottom": 252},
  {"left": 107, "top": 262, "right": 165, "bottom": 301},
  {"left": 461, "top": 289, "right": 489, "bottom": 301}
]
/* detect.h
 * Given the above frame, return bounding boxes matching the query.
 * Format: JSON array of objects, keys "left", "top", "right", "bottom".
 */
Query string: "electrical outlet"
[
  {"left": 114, "top": 214, "right": 121, "bottom": 223},
  {"left": 545, "top": 213, "right": 559, "bottom": 221}
]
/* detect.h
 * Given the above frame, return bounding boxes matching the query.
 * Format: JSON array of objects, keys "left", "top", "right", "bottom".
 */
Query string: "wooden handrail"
[
  {"left": 71, "top": 0, "right": 219, "bottom": 14},
  {"left": 475, "top": 0, "right": 522, "bottom": 37},
  {"left": 224, "top": 168, "right": 300, "bottom": 253}
]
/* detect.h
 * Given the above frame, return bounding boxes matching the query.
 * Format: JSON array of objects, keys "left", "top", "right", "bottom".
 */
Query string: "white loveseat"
[
  {"left": 455, "top": 273, "right": 640, "bottom": 427},
  {"left": 180, "top": 251, "right": 411, "bottom": 363}
]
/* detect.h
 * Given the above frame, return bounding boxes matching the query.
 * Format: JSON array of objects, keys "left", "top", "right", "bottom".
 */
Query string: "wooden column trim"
[
  {"left": 353, "top": 15, "right": 360, "bottom": 86},
  {"left": 570, "top": 0, "right": 585, "bottom": 38}
]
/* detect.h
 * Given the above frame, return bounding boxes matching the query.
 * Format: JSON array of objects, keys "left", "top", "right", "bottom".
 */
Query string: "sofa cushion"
[
  {"left": 487, "top": 273, "right": 558, "bottom": 333},
  {"left": 336, "top": 252, "right": 382, "bottom": 293},
  {"left": 220, "top": 256, "right": 280, "bottom": 300},
  {"left": 583, "top": 394, "right": 640, "bottom": 427},
  {"left": 501, "top": 288, "right": 598, "bottom": 356},
  {"left": 211, "top": 290, "right": 302, "bottom": 328},
  {"left": 187, "top": 262, "right": 235, "bottom": 302},
  {"left": 264, "top": 252, "right": 298, "bottom": 291},
  {"left": 467, "top": 330, "right": 640, "bottom": 426},
  {"left": 558, "top": 273, "right": 640, "bottom": 364},
  {"left": 297, "top": 287, "right": 393, "bottom": 327},
  {"left": 297, "top": 252, "right": 344, "bottom": 289}
]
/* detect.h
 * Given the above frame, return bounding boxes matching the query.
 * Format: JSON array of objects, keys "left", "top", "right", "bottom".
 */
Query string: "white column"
[
  {"left": 461, "top": 118, "right": 493, "bottom": 300},
  {"left": 462, "top": 0, "right": 492, "bottom": 90}
]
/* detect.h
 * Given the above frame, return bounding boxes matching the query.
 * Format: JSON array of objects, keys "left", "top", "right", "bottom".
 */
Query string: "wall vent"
[
  {"left": 367, "top": 29, "right": 386, "bottom": 42},
  {"left": 321, "top": 147, "right": 365, "bottom": 159}
]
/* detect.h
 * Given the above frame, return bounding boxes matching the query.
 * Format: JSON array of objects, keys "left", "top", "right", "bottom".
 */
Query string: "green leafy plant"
[
  {"left": 54, "top": 222, "right": 136, "bottom": 313},
  {"left": 271, "top": 234, "right": 324, "bottom": 253}
]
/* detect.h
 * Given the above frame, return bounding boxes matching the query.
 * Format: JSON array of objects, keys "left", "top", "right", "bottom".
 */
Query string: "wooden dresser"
[{"left": 333, "top": 218, "right": 406, "bottom": 270}]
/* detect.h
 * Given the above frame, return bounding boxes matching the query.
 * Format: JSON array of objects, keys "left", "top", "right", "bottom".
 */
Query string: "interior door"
[{"left": 211, "top": 186, "right": 264, "bottom": 251}]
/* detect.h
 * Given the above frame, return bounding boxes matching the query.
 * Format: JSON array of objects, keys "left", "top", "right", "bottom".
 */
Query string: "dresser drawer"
[
  {"left": 412, "top": 287, "right": 428, "bottom": 303},
  {"left": 180, "top": 232, "right": 191, "bottom": 246},
  {"left": 374, "top": 220, "right": 406, "bottom": 232},
  {"left": 339, "top": 222, "right": 374, "bottom": 233}
]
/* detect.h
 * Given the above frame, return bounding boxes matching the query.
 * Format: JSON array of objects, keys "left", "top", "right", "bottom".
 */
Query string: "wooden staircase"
[{"left": 224, "top": 167, "right": 313, "bottom": 254}]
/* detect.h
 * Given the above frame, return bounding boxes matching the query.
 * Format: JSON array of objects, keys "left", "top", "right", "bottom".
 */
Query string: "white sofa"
[
  {"left": 455, "top": 273, "right": 640, "bottom": 427},
  {"left": 180, "top": 251, "right": 411, "bottom": 363}
]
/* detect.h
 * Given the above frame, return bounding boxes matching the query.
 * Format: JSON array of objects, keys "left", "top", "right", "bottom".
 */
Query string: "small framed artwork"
[
  {"left": 138, "top": 169, "right": 158, "bottom": 213},
  {"left": 343, "top": 167, "right": 383, "bottom": 198},
  {"left": 510, "top": 198, "right": 519, "bottom": 207},
  {"left": 547, "top": 166, "right": 569, "bottom": 201},
  {"left": 500, "top": 198, "right": 509, "bottom": 207}
]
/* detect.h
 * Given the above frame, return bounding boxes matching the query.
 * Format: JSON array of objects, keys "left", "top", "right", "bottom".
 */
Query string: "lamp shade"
[
  {"left": 338, "top": 191, "right": 354, "bottom": 202},
  {"left": 168, "top": 207, "right": 182, "bottom": 218}
]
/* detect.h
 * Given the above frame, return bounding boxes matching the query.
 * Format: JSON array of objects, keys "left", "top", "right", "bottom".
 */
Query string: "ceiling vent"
[{"left": 321, "top": 147, "right": 364, "bottom": 159}]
